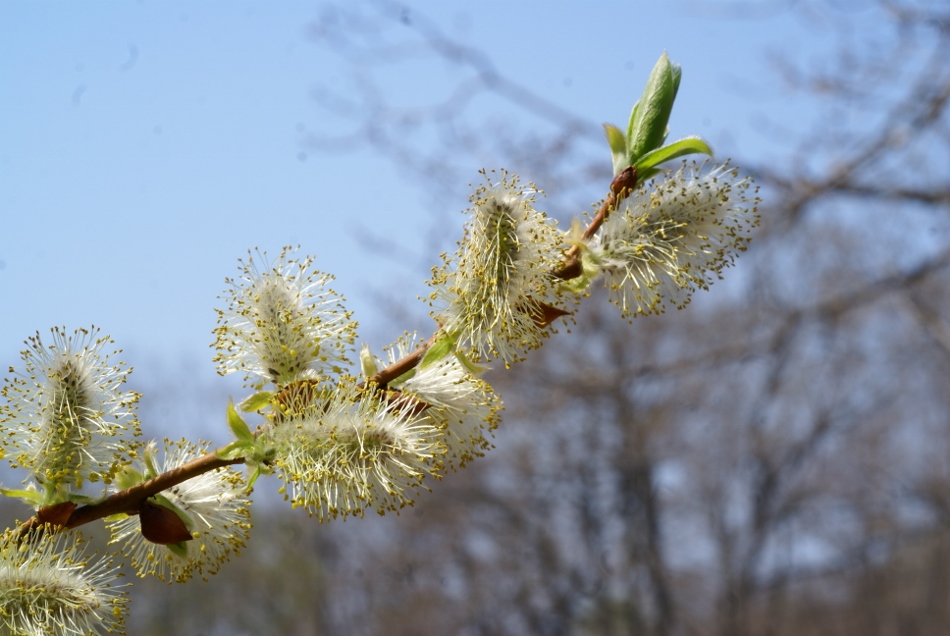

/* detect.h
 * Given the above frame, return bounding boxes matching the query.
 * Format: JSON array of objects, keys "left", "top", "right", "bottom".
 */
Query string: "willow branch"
[
  {"left": 18, "top": 452, "right": 245, "bottom": 537},
  {"left": 366, "top": 332, "right": 438, "bottom": 388},
  {"left": 554, "top": 165, "right": 637, "bottom": 279}
]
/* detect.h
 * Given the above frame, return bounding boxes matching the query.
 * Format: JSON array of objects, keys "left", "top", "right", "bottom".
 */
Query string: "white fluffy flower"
[
  {"left": 107, "top": 439, "right": 251, "bottom": 583},
  {"left": 377, "top": 334, "right": 502, "bottom": 470},
  {"left": 0, "top": 526, "right": 128, "bottom": 636},
  {"left": 212, "top": 247, "right": 358, "bottom": 388},
  {"left": 428, "top": 171, "right": 568, "bottom": 367},
  {"left": 589, "top": 160, "right": 759, "bottom": 318},
  {"left": 267, "top": 380, "right": 444, "bottom": 521},
  {"left": 0, "top": 326, "right": 140, "bottom": 492}
]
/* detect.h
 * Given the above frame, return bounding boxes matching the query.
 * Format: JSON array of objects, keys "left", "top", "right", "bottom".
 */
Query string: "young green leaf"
[
  {"left": 113, "top": 465, "right": 145, "bottom": 491},
  {"left": 227, "top": 400, "right": 254, "bottom": 442},
  {"left": 0, "top": 487, "right": 45, "bottom": 508},
  {"left": 603, "top": 123, "right": 628, "bottom": 174},
  {"left": 245, "top": 466, "right": 262, "bottom": 491},
  {"left": 216, "top": 440, "right": 254, "bottom": 461},
  {"left": 359, "top": 343, "right": 379, "bottom": 378},
  {"left": 627, "top": 52, "right": 682, "bottom": 163},
  {"left": 455, "top": 350, "right": 489, "bottom": 375},
  {"left": 388, "top": 368, "right": 417, "bottom": 387},
  {"left": 634, "top": 136, "right": 714, "bottom": 181},
  {"left": 167, "top": 541, "right": 190, "bottom": 557},
  {"left": 420, "top": 333, "right": 456, "bottom": 369},
  {"left": 239, "top": 391, "right": 274, "bottom": 413},
  {"left": 626, "top": 101, "right": 640, "bottom": 141}
]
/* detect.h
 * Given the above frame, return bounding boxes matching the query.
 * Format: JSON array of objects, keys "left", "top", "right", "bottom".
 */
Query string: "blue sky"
[{"left": 0, "top": 1, "right": 872, "bottom": 399}]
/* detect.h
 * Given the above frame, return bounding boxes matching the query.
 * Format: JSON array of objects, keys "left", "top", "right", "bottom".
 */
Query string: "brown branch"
[
  {"left": 554, "top": 165, "right": 638, "bottom": 280},
  {"left": 366, "top": 333, "right": 438, "bottom": 388},
  {"left": 18, "top": 451, "right": 245, "bottom": 537}
]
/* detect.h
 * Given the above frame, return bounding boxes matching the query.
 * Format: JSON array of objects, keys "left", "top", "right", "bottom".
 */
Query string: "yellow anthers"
[
  {"left": 212, "top": 246, "right": 358, "bottom": 389},
  {"left": 107, "top": 439, "right": 251, "bottom": 584},
  {"left": 589, "top": 160, "right": 760, "bottom": 319},
  {"left": 266, "top": 379, "right": 445, "bottom": 521},
  {"left": 0, "top": 526, "right": 128, "bottom": 636},
  {"left": 427, "top": 170, "right": 571, "bottom": 366},
  {"left": 272, "top": 378, "right": 329, "bottom": 421},
  {"left": 377, "top": 333, "right": 502, "bottom": 471},
  {"left": 0, "top": 326, "right": 141, "bottom": 492}
]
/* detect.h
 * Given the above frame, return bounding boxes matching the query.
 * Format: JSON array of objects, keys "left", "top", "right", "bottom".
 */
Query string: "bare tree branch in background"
[{"left": 303, "top": 0, "right": 611, "bottom": 277}]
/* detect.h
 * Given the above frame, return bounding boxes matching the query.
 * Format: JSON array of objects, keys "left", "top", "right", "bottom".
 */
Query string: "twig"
[
  {"left": 18, "top": 452, "right": 244, "bottom": 537},
  {"left": 554, "top": 165, "right": 637, "bottom": 279}
]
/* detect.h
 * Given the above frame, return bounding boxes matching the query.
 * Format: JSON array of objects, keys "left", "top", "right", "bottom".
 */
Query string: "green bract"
[{"left": 420, "top": 333, "right": 456, "bottom": 369}]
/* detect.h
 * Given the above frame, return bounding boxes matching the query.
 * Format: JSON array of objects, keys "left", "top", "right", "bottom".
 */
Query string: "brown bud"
[
  {"left": 553, "top": 258, "right": 583, "bottom": 281},
  {"left": 531, "top": 302, "right": 572, "bottom": 328},
  {"left": 610, "top": 165, "right": 638, "bottom": 198},
  {"left": 273, "top": 378, "right": 325, "bottom": 421},
  {"left": 139, "top": 499, "right": 193, "bottom": 545},
  {"left": 386, "top": 389, "right": 431, "bottom": 416},
  {"left": 36, "top": 501, "right": 77, "bottom": 528}
]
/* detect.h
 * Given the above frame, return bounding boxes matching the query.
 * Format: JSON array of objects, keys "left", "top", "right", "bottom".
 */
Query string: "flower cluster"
[
  {"left": 0, "top": 326, "right": 141, "bottom": 494},
  {"left": 586, "top": 161, "right": 760, "bottom": 319},
  {"left": 375, "top": 334, "right": 502, "bottom": 470},
  {"left": 427, "top": 171, "right": 571, "bottom": 367},
  {"left": 265, "top": 378, "right": 444, "bottom": 520},
  {"left": 107, "top": 439, "right": 252, "bottom": 583},
  {"left": 212, "top": 247, "right": 358, "bottom": 388},
  {"left": 0, "top": 526, "right": 128, "bottom": 635}
]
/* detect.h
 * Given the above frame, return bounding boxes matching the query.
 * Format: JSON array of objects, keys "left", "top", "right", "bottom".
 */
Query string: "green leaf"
[
  {"left": 670, "top": 63, "right": 682, "bottom": 104},
  {"left": 245, "top": 439, "right": 276, "bottom": 467},
  {"left": 227, "top": 400, "right": 254, "bottom": 442},
  {"left": 216, "top": 440, "right": 253, "bottom": 461},
  {"left": 249, "top": 459, "right": 273, "bottom": 476},
  {"left": 455, "top": 350, "right": 489, "bottom": 375},
  {"left": 142, "top": 444, "right": 160, "bottom": 479},
  {"left": 558, "top": 274, "right": 592, "bottom": 296},
  {"left": 627, "top": 52, "right": 681, "bottom": 164},
  {"left": 420, "top": 334, "right": 456, "bottom": 369},
  {"left": 167, "top": 541, "right": 190, "bottom": 558},
  {"left": 64, "top": 493, "right": 96, "bottom": 505},
  {"left": 236, "top": 437, "right": 275, "bottom": 491},
  {"left": 625, "top": 101, "right": 639, "bottom": 141},
  {"left": 604, "top": 123, "right": 626, "bottom": 155},
  {"left": 634, "top": 136, "right": 713, "bottom": 175},
  {"left": 239, "top": 391, "right": 274, "bottom": 413},
  {"left": 0, "top": 487, "right": 45, "bottom": 507},
  {"left": 245, "top": 465, "right": 265, "bottom": 492},
  {"left": 603, "top": 123, "right": 628, "bottom": 175},
  {"left": 114, "top": 466, "right": 145, "bottom": 491}
]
